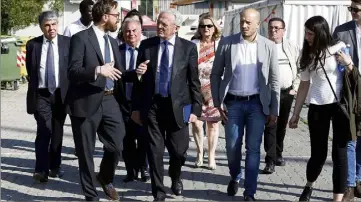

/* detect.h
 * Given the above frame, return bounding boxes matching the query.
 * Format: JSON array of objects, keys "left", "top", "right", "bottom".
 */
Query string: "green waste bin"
[{"left": 1, "top": 36, "right": 22, "bottom": 90}]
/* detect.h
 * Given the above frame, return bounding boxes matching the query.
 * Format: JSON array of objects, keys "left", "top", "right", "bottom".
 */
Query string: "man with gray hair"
[
  {"left": 25, "top": 11, "right": 70, "bottom": 183},
  {"left": 131, "top": 9, "right": 202, "bottom": 201},
  {"left": 118, "top": 17, "right": 150, "bottom": 183}
]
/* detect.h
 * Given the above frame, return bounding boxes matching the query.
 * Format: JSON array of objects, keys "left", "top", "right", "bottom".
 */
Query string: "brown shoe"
[
  {"left": 96, "top": 174, "right": 119, "bottom": 200},
  {"left": 355, "top": 182, "right": 361, "bottom": 198},
  {"left": 342, "top": 187, "right": 354, "bottom": 201}
]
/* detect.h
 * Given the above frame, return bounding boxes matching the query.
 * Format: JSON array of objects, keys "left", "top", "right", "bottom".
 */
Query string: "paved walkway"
[{"left": 1, "top": 84, "right": 357, "bottom": 201}]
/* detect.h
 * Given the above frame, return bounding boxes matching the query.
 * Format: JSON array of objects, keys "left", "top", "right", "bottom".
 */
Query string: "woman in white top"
[
  {"left": 191, "top": 13, "right": 221, "bottom": 170},
  {"left": 289, "top": 16, "right": 352, "bottom": 201}
]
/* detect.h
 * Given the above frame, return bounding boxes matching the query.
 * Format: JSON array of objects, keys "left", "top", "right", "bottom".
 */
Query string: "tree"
[{"left": 1, "top": 0, "right": 64, "bottom": 35}]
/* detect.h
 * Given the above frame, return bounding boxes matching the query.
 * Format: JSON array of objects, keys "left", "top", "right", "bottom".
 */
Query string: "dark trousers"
[
  {"left": 264, "top": 89, "right": 294, "bottom": 163},
  {"left": 122, "top": 115, "right": 148, "bottom": 177},
  {"left": 34, "top": 89, "right": 66, "bottom": 174},
  {"left": 307, "top": 103, "right": 348, "bottom": 193},
  {"left": 70, "top": 95, "right": 125, "bottom": 200},
  {"left": 147, "top": 96, "right": 189, "bottom": 199}
]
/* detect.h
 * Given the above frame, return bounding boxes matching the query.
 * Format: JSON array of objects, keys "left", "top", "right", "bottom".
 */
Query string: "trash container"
[{"left": 1, "top": 36, "right": 22, "bottom": 90}]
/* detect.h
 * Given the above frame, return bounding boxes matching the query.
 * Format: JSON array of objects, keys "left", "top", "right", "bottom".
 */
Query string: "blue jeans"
[
  {"left": 346, "top": 136, "right": 361, "bottom": 187},
  {"left": 224, "top": 97, "right": 266, "bottom": 197}
]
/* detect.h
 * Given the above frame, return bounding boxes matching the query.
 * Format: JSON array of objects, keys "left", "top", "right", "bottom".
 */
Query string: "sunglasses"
[
  {"left": 199, "top": 24, "right": 214, "bottom": 28},
  {"left": 348, "top": 6, "right": 361, "bottom": 13}
]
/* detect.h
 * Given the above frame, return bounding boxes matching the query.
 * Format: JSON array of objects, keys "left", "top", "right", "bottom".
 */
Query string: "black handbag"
[{"left": 319, "top": 61, "right": 350, "bottom": 120}]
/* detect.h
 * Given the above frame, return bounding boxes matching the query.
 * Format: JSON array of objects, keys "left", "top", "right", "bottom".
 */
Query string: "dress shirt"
[
  {"left": 277, "top": 43, "right": 293, "bottom": 89},
  {"left": 39, "top": 35, "right": 60, "bottom": 88},
  {"left": 355, "top": 22, "right": 361, "bottom": 70}
]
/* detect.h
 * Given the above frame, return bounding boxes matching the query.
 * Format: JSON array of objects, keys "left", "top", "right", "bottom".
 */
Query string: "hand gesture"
[
  {"left": 99, "top": 62, "right": 122, "bottom": 80},
  {"left": 136, "top": 60, "right": 149, "bottom": 76},
  {"left": 266, "top": 115, "right": 278, "bottom": 126},
  {"left": 188, "top": 114, "right": 198, "bottom": 123},
  {"left": 336, "top": 51, "right": 353, "bottom": 72},
  {"left": 131, "top": 111, "right": 142, "bottom": 126},
  {"left": 288, "top": 114, "right": 300, "bottom": 129},
  {"left": 217, "top": 105, "right": 228, "bottom": 123}
]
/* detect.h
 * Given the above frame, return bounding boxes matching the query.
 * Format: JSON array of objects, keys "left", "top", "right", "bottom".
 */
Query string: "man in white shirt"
[
  {"left": 211, "top": 8, "right": 280, "bottom": 201},
  {"left": 333, "top": 0, "right": 361, "bottom": 200},
  {"left": 118, "top": 18, "right": 150, "bottom": 183},
  {"left": 262, "top": 17, "right": 300, "bottom": 174},
  {"left": 25, "top": 11, "right": 70, "bottom": 183},
  {"left": 63, "top": 0, "right": 94, "bottom": 37}
]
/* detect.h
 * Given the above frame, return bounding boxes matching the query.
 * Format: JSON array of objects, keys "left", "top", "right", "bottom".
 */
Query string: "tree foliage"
[{"left": 1, "top": 0, "right": 64, "bottom": 35}]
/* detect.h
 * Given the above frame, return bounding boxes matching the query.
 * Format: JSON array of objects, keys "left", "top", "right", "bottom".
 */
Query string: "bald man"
[{"left": 211, "top": 8, "right": 280, "bottom": 200}]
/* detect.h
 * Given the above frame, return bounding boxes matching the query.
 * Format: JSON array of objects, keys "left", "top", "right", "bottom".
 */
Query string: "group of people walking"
[{"left": 24, "top": 0, "right": 361, "bottom": 201}]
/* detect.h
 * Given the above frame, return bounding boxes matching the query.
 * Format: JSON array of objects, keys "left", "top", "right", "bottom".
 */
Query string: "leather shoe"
[
  {"left": 123, "top": 175, "right": 136, "bottom": 183},
  {"left": 49, "top": 168, "right": 64, "bottom": 178},
  {"left": 33, "top": 172, "right": 48, "bottom": 183},
  {"left": 244, "top": 195, "right": 256, "bottom": 201},
  {"left": 96, "top": 174, "right": 119, "bottom": 200},
  {"left": 140, "top": 169, "right": 150, "bottom": 182},
  {"left": 171, "top": 179, "right": 183, "bottom": 196},
  {"left": 299, "top": 186, "right": 313, "bottom": 201},
  {"left": 153, "top": 195, "right": 166, "bottom": 201},
  {"left": 227, "top": 180, "right": 239, "bottom": 196},
  {"left": 355, "top": 181, "right": 361, "bottom": 198},
  {"left": 262, "top": 162, "right": 275, "bottom": 174},
  {"left": 275, "top": 157, "right": 286, "bottom": 166}
]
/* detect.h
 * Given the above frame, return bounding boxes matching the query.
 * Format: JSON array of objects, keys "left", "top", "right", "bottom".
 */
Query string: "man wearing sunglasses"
[{"left": 333, "top": 0, "right": 361, "bottom": 201}]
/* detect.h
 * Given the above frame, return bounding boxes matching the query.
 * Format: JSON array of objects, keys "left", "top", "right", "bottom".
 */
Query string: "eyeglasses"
[
  {"left": 269, "top": 26, "right": 284, "bottom": 32},
  {"left": 107, "top": 12, "right": 120, "bottom": 19},
  {"left": 199, "top": 24, "right": 214, "bottom": 29},
  {"left": 348, "top": 7, "right": 361, "bottom": 13}
]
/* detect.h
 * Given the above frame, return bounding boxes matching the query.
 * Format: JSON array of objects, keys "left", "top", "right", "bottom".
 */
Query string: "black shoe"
[
  {"left": 153, "top": 195, "right": 166, "bottom": 201},
  {"left": 227, "top": 180, "right": 239, "bottom": 196},
  {"left": 262, "top": 162, "right": 275, "bottom": 174},
  {"left": 342, "top": 187, "right": 355, "bottom": 201},
  {"left": 244, "top": 195, "right": 256, "bottom": 201},
  {"left": 275, "top": 157, "right": 286, "bottom": 166},
  {"left": 355, "top": 181, "right": 361, "bottom": 198},
  {"left": 123, "top": 175, "right": 136, "bottom": 183},
  {"left": 140, "top": 169, "right": 150, "bottom": 182},
  {"left": 171, "top": 179, "right": 183, "bottom": 196},
  {"left": 33, "top": 172, "right": 48, "bottom": 183},
  {"left": 299, "top": 186, "right": 313, "bottom": 201},
  {"left": 49, "top": 168, "right": 64, "bottom": 178}
]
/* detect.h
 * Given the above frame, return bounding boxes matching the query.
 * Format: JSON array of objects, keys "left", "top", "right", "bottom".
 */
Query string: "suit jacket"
[
  {"left": 132, "top": 36, "right": 202, "bottom": 128},
  {"left": 210, "top": 33, "right": 280, "bottom": 116},
  {"left": 25, "top": 34, "right": 70, "bottom": 114},
  {"left": 333, "top": 21, "right": 359, "bottom": 67},
  {"left": 66, "top": 27, "right": 136, "bottom": 118}
]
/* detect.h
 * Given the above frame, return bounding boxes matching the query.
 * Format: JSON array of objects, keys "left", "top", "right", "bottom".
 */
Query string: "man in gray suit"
[
  {"left": 211, "top": 8, "right": 280, "bottom": 201},
  {"left": 333, "top": 0, "right": 361, "bottom": 200}
]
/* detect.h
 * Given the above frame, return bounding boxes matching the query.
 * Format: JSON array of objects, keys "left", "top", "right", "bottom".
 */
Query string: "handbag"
[{"left": 319, "top": 60, "right": 350, "bottom": 120}]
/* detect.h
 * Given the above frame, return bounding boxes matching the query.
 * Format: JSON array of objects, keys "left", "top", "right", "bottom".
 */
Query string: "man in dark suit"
[
  {"left": 333, "top": 0, "right": 361, "bottom": 200},
  {"left": 66, "top": 0, "right": 146, "bottom": 201},
  {"left": 25, "top": 11, "right": 70, "bottom": 183},
  {"left": 132, "top": 9, "right": 202, "bottom": 201},
  {"left": 118, "top": 17, "right": 150, "bottom": 183}
]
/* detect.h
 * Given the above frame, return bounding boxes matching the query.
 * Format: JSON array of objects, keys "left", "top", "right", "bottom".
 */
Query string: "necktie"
[
  {"left": 46, "top": 40, "right": 56, "bottom": 94},
  {"left": 103, "top": 34, "right": 114, "bottom": 90},
  {"left": 126, "top": 47, "right": 135, "bottom": 100},
  {"left": 159, "top": 41, "right": 169, "bottom": 96}
]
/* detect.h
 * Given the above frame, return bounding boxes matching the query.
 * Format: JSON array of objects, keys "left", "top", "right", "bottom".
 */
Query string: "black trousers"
[
  {"left": 70, "top": 95, "right": 125, "bottom": 200},
  {"left": 34, "top": 89, "right": 66, "bottom": 174},
  {"left": 147, "top": 96, "right": 189, "bottom": 199},
  {"left": 122, "top": 113, "right": 148, "bottom": 177},
  {"left": 307, "top": 103, "right": 348, "bottom": 193},
  {"left": 264, "top": 89, "right": 294, "bottom": 163}
]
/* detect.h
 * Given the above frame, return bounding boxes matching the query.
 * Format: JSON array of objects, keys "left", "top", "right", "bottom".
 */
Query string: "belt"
[
  {"left": 104, "top": 90, "right": 114, "bottom": 96},
  {"left": 281, "top": 86, "right": 293, "bottom": 94},
  {"left": 226, "top": 93, "right": 259, "bottom": 101}
]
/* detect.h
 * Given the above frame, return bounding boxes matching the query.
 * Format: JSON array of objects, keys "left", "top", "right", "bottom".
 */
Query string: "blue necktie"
[
  {"left": 46, "top": 40, "right": 56, "bottom": 94},
  {"left": 126, "top": 47, "right": 135, "bottom": 100},
  {"left": 159, "top": 41, "right": 169, "bottom": 96},
  {"left": 103, "top": 34, "right": 114, "bottom": 90}
]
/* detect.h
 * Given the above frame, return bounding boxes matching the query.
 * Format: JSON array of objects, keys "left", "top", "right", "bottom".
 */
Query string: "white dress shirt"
[
  {"left": 155, "top": 34, "right": 176, "bottom": 94},
  {"left": 63, "top": 19, "right": 92, "bottom": 37},
  {"left": 39, "top": 35, "right": 60, "bottom": 88},
  {"left": 277, "top": 43, "right": 293, "bottom": 89},
  {"left": 92, "top": 25, "right": 114, "bottom": 63},
  {"left": 356, "top": 22, "right": 361, "bottom": 70},
  {"left": 228, "top": 35, "right": 259, "bottom": 96}
]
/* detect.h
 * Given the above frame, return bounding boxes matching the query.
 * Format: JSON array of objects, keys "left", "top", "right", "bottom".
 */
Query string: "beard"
[{"left": 105, "top": 21, "right": 118, "bottom": 32}]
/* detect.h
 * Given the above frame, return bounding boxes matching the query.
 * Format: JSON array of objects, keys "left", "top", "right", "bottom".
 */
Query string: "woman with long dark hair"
[{"left": 288, "top": 16, "right": 350, "bottom": 201}]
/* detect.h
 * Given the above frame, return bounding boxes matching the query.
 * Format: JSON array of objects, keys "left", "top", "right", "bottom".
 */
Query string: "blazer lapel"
[
  {"left": 35, "top": 36, "right": 43, "bottom": 70},
  {"left": 256, "top": 36, "right": 264, "bottom": 71},
  {"left": 171, "top": 37, "right": 182, "bottom": 81},
  {"left": 88, "top": 28, "right": 104, "bottom": 64},
  {"left": 152, "top": 37, "right": 160, "bottom": 78},
  {"left": 119, "top": 45, "right": 126, "bottom": 71},
  {"left": 110, "top": 38, "right": 124, "bottom": 71},
  {"left": 349, "top": 28, "right": 357, "bottom": 50},
  {"left": 57, "top": 35, "right": 64, "bottom": 72},
  {"left": 231, "top": 33, "right": 241, "bottom": 72}
]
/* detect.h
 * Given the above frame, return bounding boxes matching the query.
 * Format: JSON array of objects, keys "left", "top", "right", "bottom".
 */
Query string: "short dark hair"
[
  {"left": 352, "top": 0, "right": 361, "bottom": 3},
  {"left": 92, "top": 0, "right": 118, "bottom": 24},
  {"left": 268, "top": 17, "right": 285, "bottom": 28},
  {"left": 124, "top": 9, "right": 143, "bottom": 26},
  {"left": 79, "top": 0, "right": 94, "bottom": 13}
]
